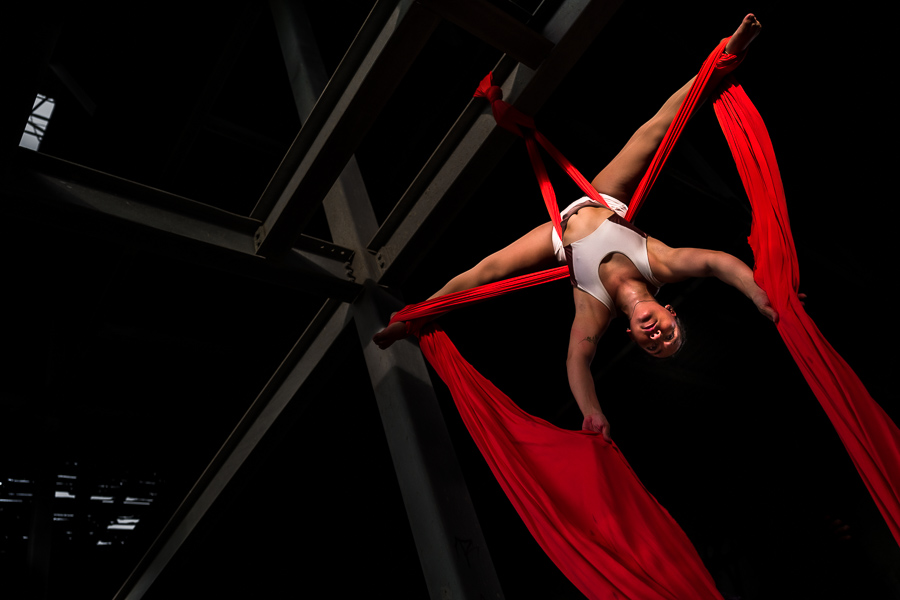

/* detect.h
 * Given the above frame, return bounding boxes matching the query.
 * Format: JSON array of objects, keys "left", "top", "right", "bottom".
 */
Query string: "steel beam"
[
  {"left": 4, "top": 149, "right": 360, "bottom": 301},
  {"left": 271, "top": 3, "right": 504, "bottom": 595},
  {"left": 252, "top": 0, "right": 409, "bottom": 220},
  {"left": 108, "top": 2, "right": 621, "bottom": 597},
  {"left": 268, "top": 0, "right": 330, "bottom": 124},
  {"left": 352, "top": 285, "right": 504, "bottom": 599},
  {"left": 113, "top": 299, "right": 351, "bottom": 600},
  {"left": 371, "top": 0, "right": 623, "bottom": 286},
  {"left": 268, "top": 0, "right": 381, "bottom": 250},
  {"left": 252, "top": 0, "right": 441, "bottom": 257}
]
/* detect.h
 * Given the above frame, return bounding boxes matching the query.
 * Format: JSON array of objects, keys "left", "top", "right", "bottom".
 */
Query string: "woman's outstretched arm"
[
  {"left": 567, "top": 289, "right": 612, "bottom": 441},
  {"left": 650, "top": 241, "right": 778, "bottom": 322}
]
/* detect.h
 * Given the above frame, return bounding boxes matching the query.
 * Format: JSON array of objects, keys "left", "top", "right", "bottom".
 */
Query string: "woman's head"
[{"left": 626, "top": 302, "right": 683, "bottom": 358}]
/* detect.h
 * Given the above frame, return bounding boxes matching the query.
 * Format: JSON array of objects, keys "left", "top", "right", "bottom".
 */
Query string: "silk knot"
[{"left": 485, "top": 85, "right": 503, "bottom": 104}]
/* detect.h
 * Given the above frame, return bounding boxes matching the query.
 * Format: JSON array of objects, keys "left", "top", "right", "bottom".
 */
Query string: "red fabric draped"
[
  {"left": 395, "top": 266, "right": 569, "bottom": 335},
  {"left": 474, "top": 73, "right": 612, "bottom": 240},
  {"left": 626, "top": 39, "right": 742, "bottom": 219},
  {"left": 387, "top": 39, "right": 900, "bottom": 599},
  {"left": 712, "top": 78, "right": 900, "bottom": 543},
  {"left": 418, "top": 325, "right": 723, "bottom": 600}
]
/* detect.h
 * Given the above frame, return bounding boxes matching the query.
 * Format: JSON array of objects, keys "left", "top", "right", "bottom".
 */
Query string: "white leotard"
[{"left": 551, "top": 196, "right": 663, "bottom": 312}]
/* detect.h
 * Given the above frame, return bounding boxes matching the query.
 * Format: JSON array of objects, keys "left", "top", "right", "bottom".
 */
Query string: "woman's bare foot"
[
  {"left": 373, "top": 315, "right": 408, "bottom": 349},
  {"left": 724, "top": 14, "right": 761, "bottom": 55}
]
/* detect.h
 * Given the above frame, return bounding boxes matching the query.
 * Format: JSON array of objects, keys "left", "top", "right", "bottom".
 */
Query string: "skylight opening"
[{"left": 20, "top": 94, "right": 56, "bottom": 151}]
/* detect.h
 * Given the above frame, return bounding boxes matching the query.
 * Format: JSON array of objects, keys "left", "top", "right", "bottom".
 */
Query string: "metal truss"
[{"left": 1, "top": 2, "right": 625, "bottom": 598}]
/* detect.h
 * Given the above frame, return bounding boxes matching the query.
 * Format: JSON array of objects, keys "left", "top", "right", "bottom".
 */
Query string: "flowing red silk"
[
  {"left": 388, "top": 39, "right": 899, "bottom": 599},
  {"left": 418, "top": 327, "right": 723, "bottom": 599},
  {"left": 473, "top": 72, "right": 614, "bottom": 240},
  {"left": 392, "top": 42, "right": 736, "bottom": 600},
  {"left": 712, "top": 78, "right": 900, "bottom": 543},
  {"left": 626, "top": 40, "right": 742, "bottom": 220}
]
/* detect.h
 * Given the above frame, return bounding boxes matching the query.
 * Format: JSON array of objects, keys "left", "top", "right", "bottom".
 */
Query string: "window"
[{"left": 20, "top": 94, "right": 56, "bottom": 151}]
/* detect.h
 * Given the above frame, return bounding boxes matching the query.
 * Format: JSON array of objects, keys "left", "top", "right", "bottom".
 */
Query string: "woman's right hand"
[{"left": 582, "top": 412, "right": 611, "bottom": 442}]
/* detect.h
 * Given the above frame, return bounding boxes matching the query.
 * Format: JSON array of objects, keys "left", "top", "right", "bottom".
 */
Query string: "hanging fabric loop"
[
  {"left": 474, "top": 71, "right": 613, "bottom": 241},
  {"left": 387, "top": 37, "right": 900, "bottom": 598},
  {"left": 473, "top": 72, "right": 535, "bottom": 137}
]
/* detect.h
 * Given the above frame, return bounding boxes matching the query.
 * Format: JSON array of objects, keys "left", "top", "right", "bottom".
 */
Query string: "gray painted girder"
[
  {"left": 372, "top": 0, "right": 624, "bottom": 286},
  {"left": 113, "top": 299, "right": 352, "bottom": 600},
  {"left": 253, "top": 0, "right": 441, "bottom": 257},
  {"left": 352, "top": 285, "right": 504, "bottom": 599},
  {"left": 5, "top": 149, "right": 360, "bottom": 301},
  {"left": 108, "top": 2, "right": 625, "bottom": 598},
  {"left": 272, "top": 1, "right": 504, "bottom": 595}
]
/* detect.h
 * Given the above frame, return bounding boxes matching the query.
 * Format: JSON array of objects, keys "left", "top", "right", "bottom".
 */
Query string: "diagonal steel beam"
[
  {"left": 252, "top": 0, "right": 408, "bottom": 221},
  {"left": 370, "top": 0, "right": 624, "bottom": 286},
  {"left": 270, "top": 2, "right": 504, "bottom": 595},
  {"left": 6, "top": 149, "right": 360, "bottom": 301},
  {"left": 251, "top": 0, "right": 441, "bottom": 257},
  {"left": 112, "top": 299, "right": 351, "bottom": 600},
  {"left": 109, "top": 3, "right": 621, "bottom": 597},
  {"left": 351, "top": 284, "right": 505, "bottom": 599}
]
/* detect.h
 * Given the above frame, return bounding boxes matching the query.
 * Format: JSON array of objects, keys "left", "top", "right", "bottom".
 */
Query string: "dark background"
[{"left": 2, "top": 1, "right": 897, "bottom": 598}]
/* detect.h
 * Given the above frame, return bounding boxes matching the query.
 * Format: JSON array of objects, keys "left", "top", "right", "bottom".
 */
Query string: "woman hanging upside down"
[{"left": 374, "top": 15, "right": 771, "bottom": 442}]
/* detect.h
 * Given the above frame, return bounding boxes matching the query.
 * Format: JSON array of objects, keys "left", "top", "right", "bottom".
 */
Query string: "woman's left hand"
[{"left": 582, "top": 412, "right": 611, "bottom": 442}]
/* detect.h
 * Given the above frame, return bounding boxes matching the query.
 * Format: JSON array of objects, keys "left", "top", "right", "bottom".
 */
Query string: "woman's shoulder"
[
  {"left": 572, "top": 286, "right": 613, "bottom": 325},
  {"left": 645, "top": 237, "right": 686, "bottom": 283}
]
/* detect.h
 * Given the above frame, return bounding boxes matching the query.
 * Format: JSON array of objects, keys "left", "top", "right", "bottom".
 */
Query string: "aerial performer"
[
  {"left": 375, "top": 15, "right": 767, "bottom": 442},
  {"left": 373, "top": 12, "right": 899, "bottom": 599}
]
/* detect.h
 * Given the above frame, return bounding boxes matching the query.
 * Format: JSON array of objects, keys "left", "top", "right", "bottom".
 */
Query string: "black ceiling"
[{"left": 2, "top": 1, "right": 897, "bottom": 599}]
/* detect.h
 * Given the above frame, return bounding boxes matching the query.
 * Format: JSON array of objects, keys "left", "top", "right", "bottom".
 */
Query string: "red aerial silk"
[
  {"left": 389, "top": 38, "right": 900, "bottom": 599},
  {"left": 418, "top": 327, "right": 723, "bottom": 599},
  {"left": 712, "top": 79, "right": 900, "bottom": 543}
]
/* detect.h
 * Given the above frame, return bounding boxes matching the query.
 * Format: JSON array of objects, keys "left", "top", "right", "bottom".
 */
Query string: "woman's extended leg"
[
  {"left": 373, "top": 222, "right": 558, "bottom": 348},
  {"left": 591, "top": 14, "right": 761, "bottom": 202},
  {"left": 373, "top": 15, "right": 761, "bottom": 349},
  {"left": 427, "top": 222, "right": 558, "bottom": 299}
]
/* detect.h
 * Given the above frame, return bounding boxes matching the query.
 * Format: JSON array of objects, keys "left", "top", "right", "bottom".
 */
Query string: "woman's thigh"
[
  {"left": 478, "top": 221, "right": 558, "bottom": 281},
  {"left": 590, "top": 119, "right": 667, "bottom": 202}
]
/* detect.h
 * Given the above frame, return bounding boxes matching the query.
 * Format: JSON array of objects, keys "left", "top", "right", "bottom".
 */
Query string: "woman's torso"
[{"left": 561, "top": 205, "right": 661, "bottom": 310}]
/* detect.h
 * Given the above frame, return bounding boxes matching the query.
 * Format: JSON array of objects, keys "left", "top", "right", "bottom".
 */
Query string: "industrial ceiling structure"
[{"left": 2, "top": 1, "right": 897, "bottom": 598}]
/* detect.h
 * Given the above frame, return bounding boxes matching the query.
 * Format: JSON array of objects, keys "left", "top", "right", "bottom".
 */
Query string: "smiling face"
[{"left": 626, "top": 303, "right": 682, "bottom": 358}]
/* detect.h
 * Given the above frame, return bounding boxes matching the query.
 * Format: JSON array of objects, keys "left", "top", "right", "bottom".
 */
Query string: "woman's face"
[{"left": 627, "top": 303, "right": 681, "bottom": 358}]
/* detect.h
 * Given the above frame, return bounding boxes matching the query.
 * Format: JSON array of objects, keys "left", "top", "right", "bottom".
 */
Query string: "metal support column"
[{"left": 270, "top": 1, "right": 504, "bottom": 597}]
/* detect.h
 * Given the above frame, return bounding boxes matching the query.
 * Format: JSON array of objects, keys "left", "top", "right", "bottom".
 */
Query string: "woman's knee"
[
  {"left": 473, "top": 255, "right": 506, "bottom": 284},
  {"left": 637, "top": 117, "right": 669, "bottom": 147}
]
